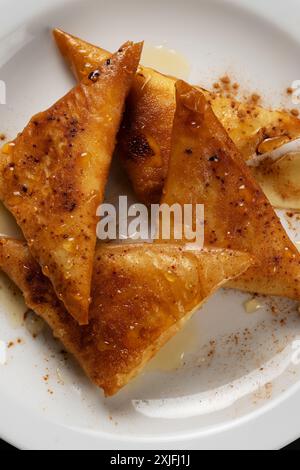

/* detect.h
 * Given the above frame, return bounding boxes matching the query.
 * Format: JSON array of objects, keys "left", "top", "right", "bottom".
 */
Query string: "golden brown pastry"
[
  {"left": 53, "top": 29, "right": 300, "bottom": 204},
  {"left": 0, "top": 41, "right": 143, "bottom": 325},
  {"left": 0, "top": 238, "right": 252, "bottom": 396},
  {"left": 160, "top": 81, "right": 300, "bottom": 300}
]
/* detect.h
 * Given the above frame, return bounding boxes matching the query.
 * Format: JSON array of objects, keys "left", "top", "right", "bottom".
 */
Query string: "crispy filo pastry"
[
  {"left": 53, "top": 29, "right": 300, "bottom": 204},
  {"left": 0, "top": 41, "right": 143, "bottom": 325},
  {"left": 0, "top": 238, "right": 252, "bottom": 396},
  {"left": 160, "top": 81, "right": 300, "bottom": 300}
]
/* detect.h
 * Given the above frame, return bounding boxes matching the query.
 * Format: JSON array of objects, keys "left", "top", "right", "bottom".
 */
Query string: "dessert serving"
[{"left": 1, "top": 29, "right": 300, "bottom": 398}]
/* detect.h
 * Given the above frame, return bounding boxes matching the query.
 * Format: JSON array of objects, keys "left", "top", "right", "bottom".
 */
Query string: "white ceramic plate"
[{"left": 1, "top": 0, "right": 300, "bottom": 450}]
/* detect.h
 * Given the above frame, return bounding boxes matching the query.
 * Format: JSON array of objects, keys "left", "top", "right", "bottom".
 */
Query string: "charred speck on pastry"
[
  {"left": 209, "top": 155, "right": 220, "bottom": 162},
  {"left": 126, "top": 134, "right": 155, "bottom": 162},
  {"left": 88, "top": 70, "right": 101, "bottom": 82},
  {"left": 62, "top": 192, "right": 77, "bottom": 212}
]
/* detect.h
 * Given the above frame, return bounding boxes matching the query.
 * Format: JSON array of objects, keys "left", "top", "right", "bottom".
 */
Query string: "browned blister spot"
[{"left": 125, "top": 133, "right": 155, "bottom": 162}]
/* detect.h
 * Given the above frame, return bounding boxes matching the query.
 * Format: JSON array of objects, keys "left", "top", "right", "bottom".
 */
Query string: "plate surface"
[{"left": 0, "top": 0, "right": 300, "bottom": 450}]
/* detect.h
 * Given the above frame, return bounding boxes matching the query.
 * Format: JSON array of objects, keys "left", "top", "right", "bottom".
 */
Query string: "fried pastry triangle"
[
  {"left": 0, "top": 238, "right": 252, "bottom": 396},
  {"left": 53, "top": 29, "right": 175, "bottom": 204},
  {"left": 160, "top": 81, "right": 300, "bottom": 300},
  {"left": 53, "top": 29, "right": 300, "bottom": 204},
  {"left": 0, "top": 41, "right": 143, "bottom": 325}
]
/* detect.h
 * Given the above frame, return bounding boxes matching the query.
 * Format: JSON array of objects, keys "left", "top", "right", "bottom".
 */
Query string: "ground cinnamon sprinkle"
[
  {"left": 291, "top": 108, "right": 299, "bottom": 117},
  {"left": 287, "top": 87, "right": 293, "bottom": 95},
  {"left": 250, "top": 93, "right": 261, "bottom": 104},
  {"left": 220, "top": 75, "right": 231, "bottom": 85},
  {"left": 7, "top": 339, "right": 22, "bottom": 348},
  {"left": 212, "top": 76, "right": 240, "bottom": 98}
]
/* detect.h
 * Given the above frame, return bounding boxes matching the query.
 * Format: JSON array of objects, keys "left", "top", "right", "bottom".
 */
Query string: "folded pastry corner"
[
  {"left": 0, "top": 238, "right": 252, "bottom": 396},
  {"left": 160, "top": 80, "right": 300, "bottom": 301},
  {"left": 0, "top": 40, "right": 143, "bottom": 325},
  {"left": 53, "top": 29, "right": 111, "bottom": 81}
]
